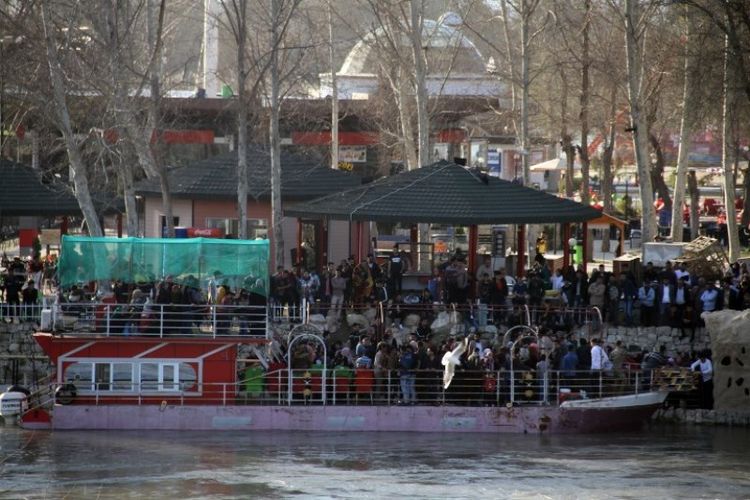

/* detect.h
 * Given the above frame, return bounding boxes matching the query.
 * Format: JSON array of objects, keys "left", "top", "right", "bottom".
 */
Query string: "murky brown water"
[{"left": 1, "top": 424, "right": 748, "bottom": 499}]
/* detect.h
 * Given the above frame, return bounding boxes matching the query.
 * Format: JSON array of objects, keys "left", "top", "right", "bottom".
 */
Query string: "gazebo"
[
  {"left": 0, "top": 159, "right": 123, "bottom": 242},
  {"left": 285, "top": 161, "right": 602, "bottom": 277},
  {"left": 0, "top": 160, "right": 82, "bottom": 217}
]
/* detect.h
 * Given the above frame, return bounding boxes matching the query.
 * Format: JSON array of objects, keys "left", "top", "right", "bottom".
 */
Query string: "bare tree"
[
  {"left": 622, "top": 0, "right": 657, "bottom": 243},
  {"left": 218, "top": 0, "right": 252, "bottom": 239},
  {"left": 40, "top": 0, "right": 103, "bottom": 237},
  {"left": 327, "top": 0, "right": 339, "bottom": 170},
  {"left": 721, "top": 30, "right": 740, "bottom": 261},
  {"left": 670, "top": 5, "right": 697, "bottom": 242}
]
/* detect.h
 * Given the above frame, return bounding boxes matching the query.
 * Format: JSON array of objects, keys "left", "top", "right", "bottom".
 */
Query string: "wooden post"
[
  {"left": 116, "top": 214, "right": 123, "bottom": 238},
  {"left": 410, "top": 224, "right": 418, "bottom": 268},
  {"left": 60, "top": 216, "right": 68, "bottom": 235},
  {"left": 516, "top": 225, "right": 525, "bottom": 278},
  {"left": 562, "top": 222, "right": 570, "bottom": 269},
  {"left": 296, "top": 219, "right": 303, "bottom": 267},
  {"left": 468, "top": 225, "right": 478, "bottom": 296},
  {"left": 356, "top": 221, "right": 364, "bottom": 263},
  {"left": 582, "top": 221, "right": 589, "bottom": 273}
]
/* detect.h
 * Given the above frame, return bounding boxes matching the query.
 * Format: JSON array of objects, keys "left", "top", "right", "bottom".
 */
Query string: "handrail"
[
  {"left": 45, "top": 301, "right": 270, "bottom": 338},
  {"left": 46, "top": 367, "right": 654, "bottom": 408}
]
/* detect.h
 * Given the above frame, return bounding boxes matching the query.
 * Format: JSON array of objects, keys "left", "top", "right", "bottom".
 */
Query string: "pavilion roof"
[
  {"left": 134, "top": 147, "right": 361, "bottom": 201},
  {"left": 0, "top": 160, "right": 82, "bottom": 216},
  {"left": 285, "top": 161, "right": 600, "bottom": 225}
]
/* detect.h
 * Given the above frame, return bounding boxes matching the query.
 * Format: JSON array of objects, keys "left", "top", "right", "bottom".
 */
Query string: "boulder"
[
  {"left": 346, "top": 313, "right": 369, "bottom": 328},
  {"left": 403, "top": 314, "right": 421, "bottom": 328},
  {"left": 702, "top": 310, "right": 750, "bottom": 412}
]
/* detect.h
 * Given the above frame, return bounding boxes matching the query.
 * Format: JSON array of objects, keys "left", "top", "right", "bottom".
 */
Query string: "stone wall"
[
  {"left": 600, "top": 325, "right": 710, "bottom": 356},
  {"left": 654, "top": 408, "right": 750, "bottom": 426},
  {"left": 0, "top": 322, "right": 50, "bottom": 388}
]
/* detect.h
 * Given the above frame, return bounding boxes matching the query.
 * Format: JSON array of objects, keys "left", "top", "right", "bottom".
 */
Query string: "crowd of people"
[
  {"left": 0, "top": 254, "right": 47, "bottom": 322},
  {"left": 0, "top": 247, "right": 723, "bottom": 408},
  {"left": 274, "top": 326, "right": 714, "bottom": 407}
]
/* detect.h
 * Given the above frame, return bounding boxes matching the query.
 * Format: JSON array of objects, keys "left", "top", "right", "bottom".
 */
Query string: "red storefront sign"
[{"left": 187, "top": 227, "right": 224, "bottom": 238}]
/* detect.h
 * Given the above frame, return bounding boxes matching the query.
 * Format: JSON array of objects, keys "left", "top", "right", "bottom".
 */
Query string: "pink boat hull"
[{"left": 42, "top": 400, "right": 664, "bottom": 434}]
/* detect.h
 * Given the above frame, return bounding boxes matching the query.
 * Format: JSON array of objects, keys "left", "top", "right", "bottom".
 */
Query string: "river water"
[{"left": 1, "top": 424, "right": 749, "bottom": 499}]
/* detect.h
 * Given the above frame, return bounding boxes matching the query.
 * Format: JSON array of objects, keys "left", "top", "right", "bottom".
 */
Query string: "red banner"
[{"left": 187, "top": 227, "right": 224, "bottom": 238}]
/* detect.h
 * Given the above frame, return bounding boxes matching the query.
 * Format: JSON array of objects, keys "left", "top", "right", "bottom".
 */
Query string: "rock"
[
  {"left": 703, "top": 309, "right": 750, "bottom": 413},
  {"left": 363, "top": 307, "right": 377, "bottom": 323},
  {"left": 431, "top": 311, "right": 453, "bottom": 336},
  {"left": 309, "top": 314, "right": 326, "bottom": 324},
  {"left": 346, "top": 313, "right": 369, "bottom": 328},
  {"left": 481, "top": 325, "right": 498, "bottom": 335},
  {"left": 403, "top": 314, "right": 421, "bottom": 328}
]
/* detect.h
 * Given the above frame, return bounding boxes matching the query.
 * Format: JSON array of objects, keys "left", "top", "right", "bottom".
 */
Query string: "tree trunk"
[
  {"left": 104, "top": 1, "right": 138, "bottom": 238},
  {"left": 649, "top": 134, "right": 672, "bottom": 214},
  {"left": 500, "top": 0, "right": 519, "bottom": 138},
  {"left": 121, "top": 153, "right": 138, "bottom": 237},
  {"left": 688, "top": 170, "right": 699, "bottom": 240},
  {"left": 409, "top": 0, "right": 429, "bottom": 168},
  {"left": 670, "top": 6, "right": 696, "bottom": 242},
  {"left": 408, "top": 0, "right": 431, "bottom": 270},
  {"left": 601, "top": 85, "right": 617, "bottom": 253},
  {"left": 721, "top": 32, "right": 740, "bottom": 261},
  {"left": 579, "top": 0, "right": 591, "bottom": 206},
  {"left": 236, "top": 0, "right": 249, "bottom": 239},
  {"left": 270, "top": 0, "right": 284, "bottom": 267},
  {"left": 520, "top": 0, "right": 530, "bottom": 186},
  {"left": 559, "top": 69, "right": 574, "bottom": 197},
  {"left": 624, "top": 0, "right": 656, "bottom": 243},
  {"left": 147, "top": 0, "right": 173, "bottom": 238},
  {"left": 742, "top": 167, "right": 750, "bottom": 227},
  {"left": 328, "top": 0, "right": 339, "bottom": 170},
  {"left": 396, "top": 76, "right": 419, "bottom": 171},
  {"left": 41, "top": 1, "right": 103, "bottom": 237}
]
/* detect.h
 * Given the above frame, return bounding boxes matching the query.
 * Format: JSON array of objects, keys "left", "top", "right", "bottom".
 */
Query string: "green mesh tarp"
[{"left": 58, "top": 236, "right": 270, "bottom": 296}]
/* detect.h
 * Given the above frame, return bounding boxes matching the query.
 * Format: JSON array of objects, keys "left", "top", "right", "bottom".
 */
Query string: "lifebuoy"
[{"left": 55, "top": 384, "right": 77, "bottom": 405}]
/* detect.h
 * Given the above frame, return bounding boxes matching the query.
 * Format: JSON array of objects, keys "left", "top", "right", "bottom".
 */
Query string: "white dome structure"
[
  {"left": 339, "top": 19, "right": 487, "bottom": 76},
  {"left": 320, "top": 16, "right": 503, "bottom": 99}
]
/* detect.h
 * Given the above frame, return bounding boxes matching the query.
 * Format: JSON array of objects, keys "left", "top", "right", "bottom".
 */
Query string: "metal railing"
[
  {"left": 0, "top": 302, "right": 44, "bottom": 323},
  {"left": 48, "top": 302, "right": 270, "bottom": 338},
  {"left": 50, "top": 368, "right": 649, "bottom": 408}
]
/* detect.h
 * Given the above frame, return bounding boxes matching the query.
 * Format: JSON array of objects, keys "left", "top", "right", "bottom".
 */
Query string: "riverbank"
[{"left": 653, "top": 408, "right": 750, "bottom": 426}]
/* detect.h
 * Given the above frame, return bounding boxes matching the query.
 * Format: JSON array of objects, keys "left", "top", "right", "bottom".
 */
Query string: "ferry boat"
[{"left": 9, "top": 236, "right": 668, "bottom": 433}]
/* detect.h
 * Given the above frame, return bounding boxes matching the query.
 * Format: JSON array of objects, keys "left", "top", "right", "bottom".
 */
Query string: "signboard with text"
[{"left": 339, "top": 145, "right": 367, "bottom": 163}]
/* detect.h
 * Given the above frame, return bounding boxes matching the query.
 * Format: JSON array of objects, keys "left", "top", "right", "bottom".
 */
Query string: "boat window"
[
  {"left": 64, "top": 362, "right": 93, "bottom": 391},
  {"left": 94, "top": 363, "right": 111, "bottom": 391},
  {"left": 161, "top": 363, "right": 178, "bottom": 391},
  {"left": 112, "top": 363, "right": 133, "bottom": 391},
  {"left": 179, "top": 363, "right": 197, "bottom": 391},
  {"left": 140, "top": 363, "right": 159, "bottom": 391}
]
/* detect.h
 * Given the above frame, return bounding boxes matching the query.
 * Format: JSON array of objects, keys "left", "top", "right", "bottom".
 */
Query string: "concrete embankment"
[{"left": 653, "top": 408, "right": 750, "bottom": 426}]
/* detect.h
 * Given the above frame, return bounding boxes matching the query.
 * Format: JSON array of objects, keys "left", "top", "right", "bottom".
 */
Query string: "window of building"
[
  {"left": 94, "top": 363, "right": 111, "bottom": 391},
  {"left": 64, "top": 361, "right": 199, "bottom": 393},
  {"left": 205, "top": 218, "right": 268, "bottom": 239},
  {"left": 179, "top": 363, "right": 198, "bottom": 391},
  {"left": 112, "top": 363, "right": 133, "bottom": 391},
  {"left": 64, "top": 362, "right": 93, "bottom": 391}
]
